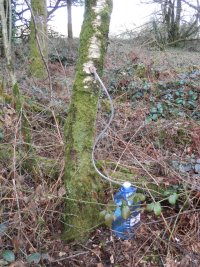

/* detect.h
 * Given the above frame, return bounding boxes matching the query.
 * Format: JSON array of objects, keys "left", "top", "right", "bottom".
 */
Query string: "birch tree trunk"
[
  {"left": 29, "top": 0, "right": 48, "bottom": 78},
  {"left": 63, "top": 0, "right": 113, "bottom": 241}
]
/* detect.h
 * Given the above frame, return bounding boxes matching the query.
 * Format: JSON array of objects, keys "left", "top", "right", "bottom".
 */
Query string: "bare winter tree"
[
  {"left": 12, "top": 0, "right": 84, "bottom": 40},
  {"left": 144, "top": 0, "right": 200, "bottom": 45},
  {"left": 48, "top": 0, "right": 84, "bottom": 38}
]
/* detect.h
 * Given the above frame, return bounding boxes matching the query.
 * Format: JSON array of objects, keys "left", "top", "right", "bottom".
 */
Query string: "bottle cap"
[{"left": 123, "top": 181, "right": 131, "bottom": 188}]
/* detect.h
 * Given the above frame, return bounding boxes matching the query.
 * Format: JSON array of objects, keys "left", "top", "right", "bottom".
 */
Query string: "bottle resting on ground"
[{"left": 112, "top": 182, "right": 140, "bottom": 239}]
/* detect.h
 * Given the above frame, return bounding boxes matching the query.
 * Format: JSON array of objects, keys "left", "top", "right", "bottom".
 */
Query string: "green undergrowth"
[
  {"left": 100, "top": 59, "right": 200, "bottom": 229},
  {"left": 106, "top": 64, "right": 200, "bottom": 121}
]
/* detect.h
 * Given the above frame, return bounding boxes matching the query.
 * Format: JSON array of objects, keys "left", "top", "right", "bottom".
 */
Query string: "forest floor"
[{"left": 0, "top": 38, "right": 200, "bottom": 267}]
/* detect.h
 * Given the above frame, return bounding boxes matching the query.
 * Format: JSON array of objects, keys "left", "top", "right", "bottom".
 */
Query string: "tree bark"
[
  {"left": 0, "top": 0, "right": 16, "bottom": 86},
  {"left": 63, "top": 0, "right": 113, "bottom": 241},
  {"left": 175, "top": 0, "right": 182, "bottom": 35},
  {"left": 29, "top": 0, "right": 48, "bottom": 78},
  {"left": 160, "top": 0, "right": 182, "bottom": 43},
  {"left": 67, "top": 0, "right": 73, "bottom": 39}
]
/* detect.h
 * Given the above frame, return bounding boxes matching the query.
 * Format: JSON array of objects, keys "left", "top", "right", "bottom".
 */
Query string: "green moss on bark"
[
  {"left": 63, "top": 0, "right": 113, "bottom": 241},
  {"left": 12, "top": 83, "right": 23, "bottom": 113},
  {"left": 30, "top": 0, "right": 47, "bottom": 78},
  {"left": 0, "top": 79, "right": 3, "bottom": 94}
]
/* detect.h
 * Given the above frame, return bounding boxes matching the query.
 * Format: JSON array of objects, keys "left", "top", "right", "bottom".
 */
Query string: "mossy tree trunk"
[
  {"left": 30, "top": 0, "right": 48, "bottom": 78},
  {"left": 63, "top": 0, "right": 113, "bottom": 241}
]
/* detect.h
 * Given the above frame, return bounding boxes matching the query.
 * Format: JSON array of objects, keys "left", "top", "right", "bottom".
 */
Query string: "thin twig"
[
  {"left": 12, "top": 108, "right": 23, "bottom": 227},
  {"left": 51, "top": 251, "right": 89, "bottom": 263},
  {"left": 51, "top": 109, "right": 64, "bottom": 145}
]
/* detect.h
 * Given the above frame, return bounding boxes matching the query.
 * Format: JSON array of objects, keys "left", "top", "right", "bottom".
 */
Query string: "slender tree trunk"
[
  {"left": 63, "top": 0, "right": 113, "bottom": 241},
  {"left": 0, "top": 0, "right": 16, "bottom": 86},
  {"left": 30, "top": 0, "right": 48, "bottom": 78},
  {"left": 197, "top": 0, "right": 200, "bottom": 20},
  {"left": 0, "top": 0, "right": 21, "bottom": 113},
  {"left": 67, "top": 0, "right": 73, "bottom": 39},
  {"left": 165, "top": 1, "right": 171, "bottom": 40},
  {"left": 169, "top": 0, "right": 175, "bottom": 41},
  {"left": 174, "top": 0, "right": 182, "bottom": 40}
]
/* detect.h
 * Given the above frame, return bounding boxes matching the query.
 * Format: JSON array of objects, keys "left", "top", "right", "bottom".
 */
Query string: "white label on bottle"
[{"left": 130, "top": 214, "right": 140, "bottom": 227}]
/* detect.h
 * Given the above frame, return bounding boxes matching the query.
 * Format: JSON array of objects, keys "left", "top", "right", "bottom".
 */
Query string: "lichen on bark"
[{"left": 63, "top": 0, "right": 113, "bottom": 241}]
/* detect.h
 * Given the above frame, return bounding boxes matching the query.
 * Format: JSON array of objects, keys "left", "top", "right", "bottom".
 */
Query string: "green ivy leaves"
[
  {"left": 146, "top": 191, "right": 179, "bottom": 217},
  {"left": 104, "top": 213, "right": 115, "bottom": 227},
  {"left": 164, "top": 189, "right": 179, "bottom": 205},
  {"left": 128, "top": 192, "right": 146, "bottom": 203},
  {"left": 168, "top": 192, "right": 179, "bottom": 205},
  {"left": 27, "top": 253, "right": 41, "bottom": 264},
  {"left": 2, "top": 250, "right": 15, "bottom": 263},
  {"left": 100, "top": 210, "right": 115, "bottom": 227},
  {"left": 146, "top": 202, "right": 162, "bottom": 216},
  {"left": 121, "top": 205, "right": 131, "bottom": 220},
  {"left": 100, "top": 192, "right": 145, "bottom": 227},
  {"left": 0, "top": 223, "right": 8, "bottom": 236},
  {"left": 147, "top": 86, "right": 199, "bottom": 121},
  {"left": 153, "top": 202, "right": 162, "bottom": 216}
]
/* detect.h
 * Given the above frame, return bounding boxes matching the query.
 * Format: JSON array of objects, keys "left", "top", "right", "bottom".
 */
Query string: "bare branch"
[
  {"left": 48, "top": 0, "right": 66, "bottom": 17},
  {"left": 182, "top": 0, "right": 200, "bottom": 13}
]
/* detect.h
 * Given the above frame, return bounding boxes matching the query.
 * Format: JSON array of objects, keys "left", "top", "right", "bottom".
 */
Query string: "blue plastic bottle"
[{"left": 112, "top": 182, "right": 140, "bottom": 239}]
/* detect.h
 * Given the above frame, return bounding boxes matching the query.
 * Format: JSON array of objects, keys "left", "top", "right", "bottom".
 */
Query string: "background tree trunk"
[
  {"left": 63, "top": 0, "right": 113, "bottom": 241},
  {"left": 67, "top": 0, "right": 73, "bottom": 39},
  {"left": 174, "top": 0, "right": 182, "bottom": 39},
  {"left": 30, "top": 0, "right": 48, "bottom": 78},
  {"left": 0, "top": 0, "right": 16, "bottom": 86}
]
